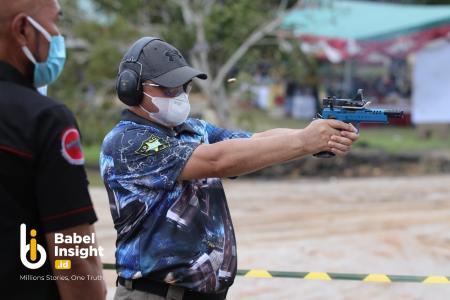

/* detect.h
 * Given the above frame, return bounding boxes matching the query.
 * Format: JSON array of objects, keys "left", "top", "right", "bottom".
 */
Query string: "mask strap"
[
  {"left": 143, "top": 92, "right": 153, "bottom": 99},
  {"left": 140, "top": 92, "right": 156, "bottom": 115},
  {"left": 26, "top": 16, "right": 52, "bottom": 42},
  {"left": 22, "top": 46, "right": 37, "bottom": 64}
]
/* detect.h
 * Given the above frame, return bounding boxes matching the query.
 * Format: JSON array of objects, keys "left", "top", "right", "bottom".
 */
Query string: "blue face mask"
[{"left": 21, "top": 16, "right": 66, "bottom": 88}]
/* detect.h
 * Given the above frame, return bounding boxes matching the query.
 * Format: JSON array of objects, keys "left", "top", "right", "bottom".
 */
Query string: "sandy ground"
[{"left": 91, "top": 175, "right": 450, "bottom": 300}]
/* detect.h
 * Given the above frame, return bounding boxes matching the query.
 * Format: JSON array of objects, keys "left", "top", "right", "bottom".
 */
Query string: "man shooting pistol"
[{"left": 315, "top": 89, "right": 404, "bottom": 158}]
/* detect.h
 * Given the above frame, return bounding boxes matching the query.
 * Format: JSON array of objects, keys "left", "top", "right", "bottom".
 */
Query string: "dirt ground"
[{"left": 91, "top": 175, "right": 450, "bottom": 300}]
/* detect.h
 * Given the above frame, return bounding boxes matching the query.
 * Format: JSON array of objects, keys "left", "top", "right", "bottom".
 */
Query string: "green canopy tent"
[{"left": 280, "top": 0, "right": 450, "bottom": 62}]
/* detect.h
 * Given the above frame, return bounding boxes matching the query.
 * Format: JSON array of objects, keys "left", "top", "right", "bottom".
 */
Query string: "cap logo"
[{"left": 165, "top": 50, "right": 182, "bottom": 62}]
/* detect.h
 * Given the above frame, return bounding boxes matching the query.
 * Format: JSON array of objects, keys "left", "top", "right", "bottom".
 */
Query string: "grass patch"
[
  {"left": 355, "top": 126, "right": 450, "bottom": 153},
  {"left": 83, "top": 144, "right": 101, "bottom": 167}
]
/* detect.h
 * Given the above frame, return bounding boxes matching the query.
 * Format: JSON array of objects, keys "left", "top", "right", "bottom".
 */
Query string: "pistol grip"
[{"left": 313, "top": 151, "right": 335, "bottom": 158}]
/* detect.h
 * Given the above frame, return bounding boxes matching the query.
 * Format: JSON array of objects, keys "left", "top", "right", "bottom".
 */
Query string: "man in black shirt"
[{"left": 0, "top": 0, "right": 105, "bottom": 299}]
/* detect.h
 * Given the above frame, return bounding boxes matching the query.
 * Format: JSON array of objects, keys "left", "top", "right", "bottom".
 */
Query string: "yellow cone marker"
[
  {"left": 304, "top": 272, "right": 332, "bottom": 281},
  {"left": 363, "top": 274, "right": 391, "bottom": 283},
  {"left": 245, "top": 269, "right": 273, "bottom": 278},
  {"left": 423, "top": 276, "right": 450, "bottom": 284}
]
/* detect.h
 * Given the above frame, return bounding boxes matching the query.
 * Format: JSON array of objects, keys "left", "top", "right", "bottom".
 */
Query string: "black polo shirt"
[{"left": 0, "top": 61, "right": 97, "bottom": 299}]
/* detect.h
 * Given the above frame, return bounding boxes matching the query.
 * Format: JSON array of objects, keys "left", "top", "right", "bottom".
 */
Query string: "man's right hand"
[{"left": 300, "top": 119, "right": 359, "bottom": 156}]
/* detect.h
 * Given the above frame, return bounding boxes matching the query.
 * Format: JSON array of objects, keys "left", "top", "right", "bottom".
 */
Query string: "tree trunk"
[
  {"left": 176, "top": 0, "right": 302, "bottom": 128},
  {"left": 205, "top": 85, "right": 233, "bottom": 128}
]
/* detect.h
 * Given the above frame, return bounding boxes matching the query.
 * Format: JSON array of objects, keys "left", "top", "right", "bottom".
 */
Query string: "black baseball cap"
[{"left": 138, "top": 39, "right": 207, "bottom": 88}]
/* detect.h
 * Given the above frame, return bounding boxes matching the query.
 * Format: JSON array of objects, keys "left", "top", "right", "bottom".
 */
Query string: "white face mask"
[{"left": 140, "top": 92, "right": 190, "bottom": 127}]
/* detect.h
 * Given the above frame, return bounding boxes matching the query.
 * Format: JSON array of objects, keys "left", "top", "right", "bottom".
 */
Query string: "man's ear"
[{"left": 10, "top": 13, "right": 32, "bottom": 47}]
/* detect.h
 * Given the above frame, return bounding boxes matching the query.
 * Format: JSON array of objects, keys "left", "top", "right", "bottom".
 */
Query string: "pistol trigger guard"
[{"left": 314, "top": 151, "right": 336, "bottom": 158}]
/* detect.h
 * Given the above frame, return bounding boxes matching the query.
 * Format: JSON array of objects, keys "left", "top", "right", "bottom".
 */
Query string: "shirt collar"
[
  {"left": 121, "top": 109, "right": 197, "bottom": 136},
  {"left": 0, "top": 60, "right": 34, "bottom": 89}
]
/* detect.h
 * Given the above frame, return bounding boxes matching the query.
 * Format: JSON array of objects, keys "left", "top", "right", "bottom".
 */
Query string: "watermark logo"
[
  {"left": 20, "top": 224, "right": 104, "bottom": 273},
  {"left": 55, "top": 260, "right": 71, "bottom": 270},
  {"left": 20, "top": 224, "right": 47, "bottom": 269}
]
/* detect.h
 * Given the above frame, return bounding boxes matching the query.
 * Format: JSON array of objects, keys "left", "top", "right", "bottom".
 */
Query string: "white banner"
[{"left": 412, "top": 41, "right": 450, "bottom": 124}]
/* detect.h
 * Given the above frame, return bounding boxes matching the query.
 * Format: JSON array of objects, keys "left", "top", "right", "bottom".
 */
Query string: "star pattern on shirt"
[{"left": 135, "top": 135, "right": 168, "bottom": 156}]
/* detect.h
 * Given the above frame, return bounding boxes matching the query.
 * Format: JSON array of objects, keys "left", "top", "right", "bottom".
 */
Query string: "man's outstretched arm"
[{"left": 180, "top": 119, "right": 358, "bottom": 180}]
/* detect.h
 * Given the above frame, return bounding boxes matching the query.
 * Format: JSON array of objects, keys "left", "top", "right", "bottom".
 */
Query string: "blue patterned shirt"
[{"left": 100, "top": 110, "right": 252, "bottom": 293}]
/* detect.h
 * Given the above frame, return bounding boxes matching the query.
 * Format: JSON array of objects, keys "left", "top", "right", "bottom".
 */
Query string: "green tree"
[{"left": 84, "top": 0, "right": 302, "bottom": 126}]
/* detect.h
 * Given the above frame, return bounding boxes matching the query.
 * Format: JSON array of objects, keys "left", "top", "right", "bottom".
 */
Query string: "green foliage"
[
  {"left": 55, "top": 15, "right": 138, "bottom": 95},
  {"left": 47, "top": 1, "right": 141, "bottom": 147},
  {"left": 205, "top": 1, "right": 268, "bottom": 72},
  {"left": 83, "top": 144, "right": 102, "bottom": 167},
  {"left": 76, "top": 104, "right": 122, "bottom": 146}
]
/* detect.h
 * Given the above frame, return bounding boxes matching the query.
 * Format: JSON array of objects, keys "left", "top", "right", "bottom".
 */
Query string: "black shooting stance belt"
[{"left": 117, "top": 277, "right": 228, "bottom": 300}]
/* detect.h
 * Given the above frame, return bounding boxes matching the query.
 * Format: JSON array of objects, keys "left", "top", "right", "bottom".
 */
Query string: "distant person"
[
  {"left": 101, "top": 37, "right": 359, "bottom": 300},
  {"left": 0, "top": 0, "right": 105, "bottom": 299},
  {"left": 284, "top": 81, "right": 298, "bottom": 117}
]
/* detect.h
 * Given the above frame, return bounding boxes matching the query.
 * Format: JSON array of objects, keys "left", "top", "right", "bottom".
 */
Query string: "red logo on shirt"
[{"left": 61, "top": 128, "right": 84, "bottom": 165}]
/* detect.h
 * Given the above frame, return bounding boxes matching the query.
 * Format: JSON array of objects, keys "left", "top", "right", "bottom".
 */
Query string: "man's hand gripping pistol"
[{"left": 314, "top": 89, "right": 404, "bottom": 158}]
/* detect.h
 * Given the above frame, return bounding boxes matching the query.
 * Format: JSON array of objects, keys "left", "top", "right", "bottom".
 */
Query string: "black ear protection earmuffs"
[{"left": 116, "top": 37, "right": 161, "bottom": 106}]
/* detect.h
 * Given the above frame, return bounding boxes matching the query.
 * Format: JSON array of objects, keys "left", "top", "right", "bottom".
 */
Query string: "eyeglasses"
[{"left": 143, "top": 81, "right": 193, "bottom": 97}]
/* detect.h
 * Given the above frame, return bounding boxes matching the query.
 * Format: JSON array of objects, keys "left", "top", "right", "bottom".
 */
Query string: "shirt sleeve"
[
  {"left": 203, "top": 121, "right": 253, "bottom": 144},
  {"left": 33, "top": 104, "right": 97, "bottom": 233},
  {"left": 114, "top": 131, "right": 199, "bottom": 191}
]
